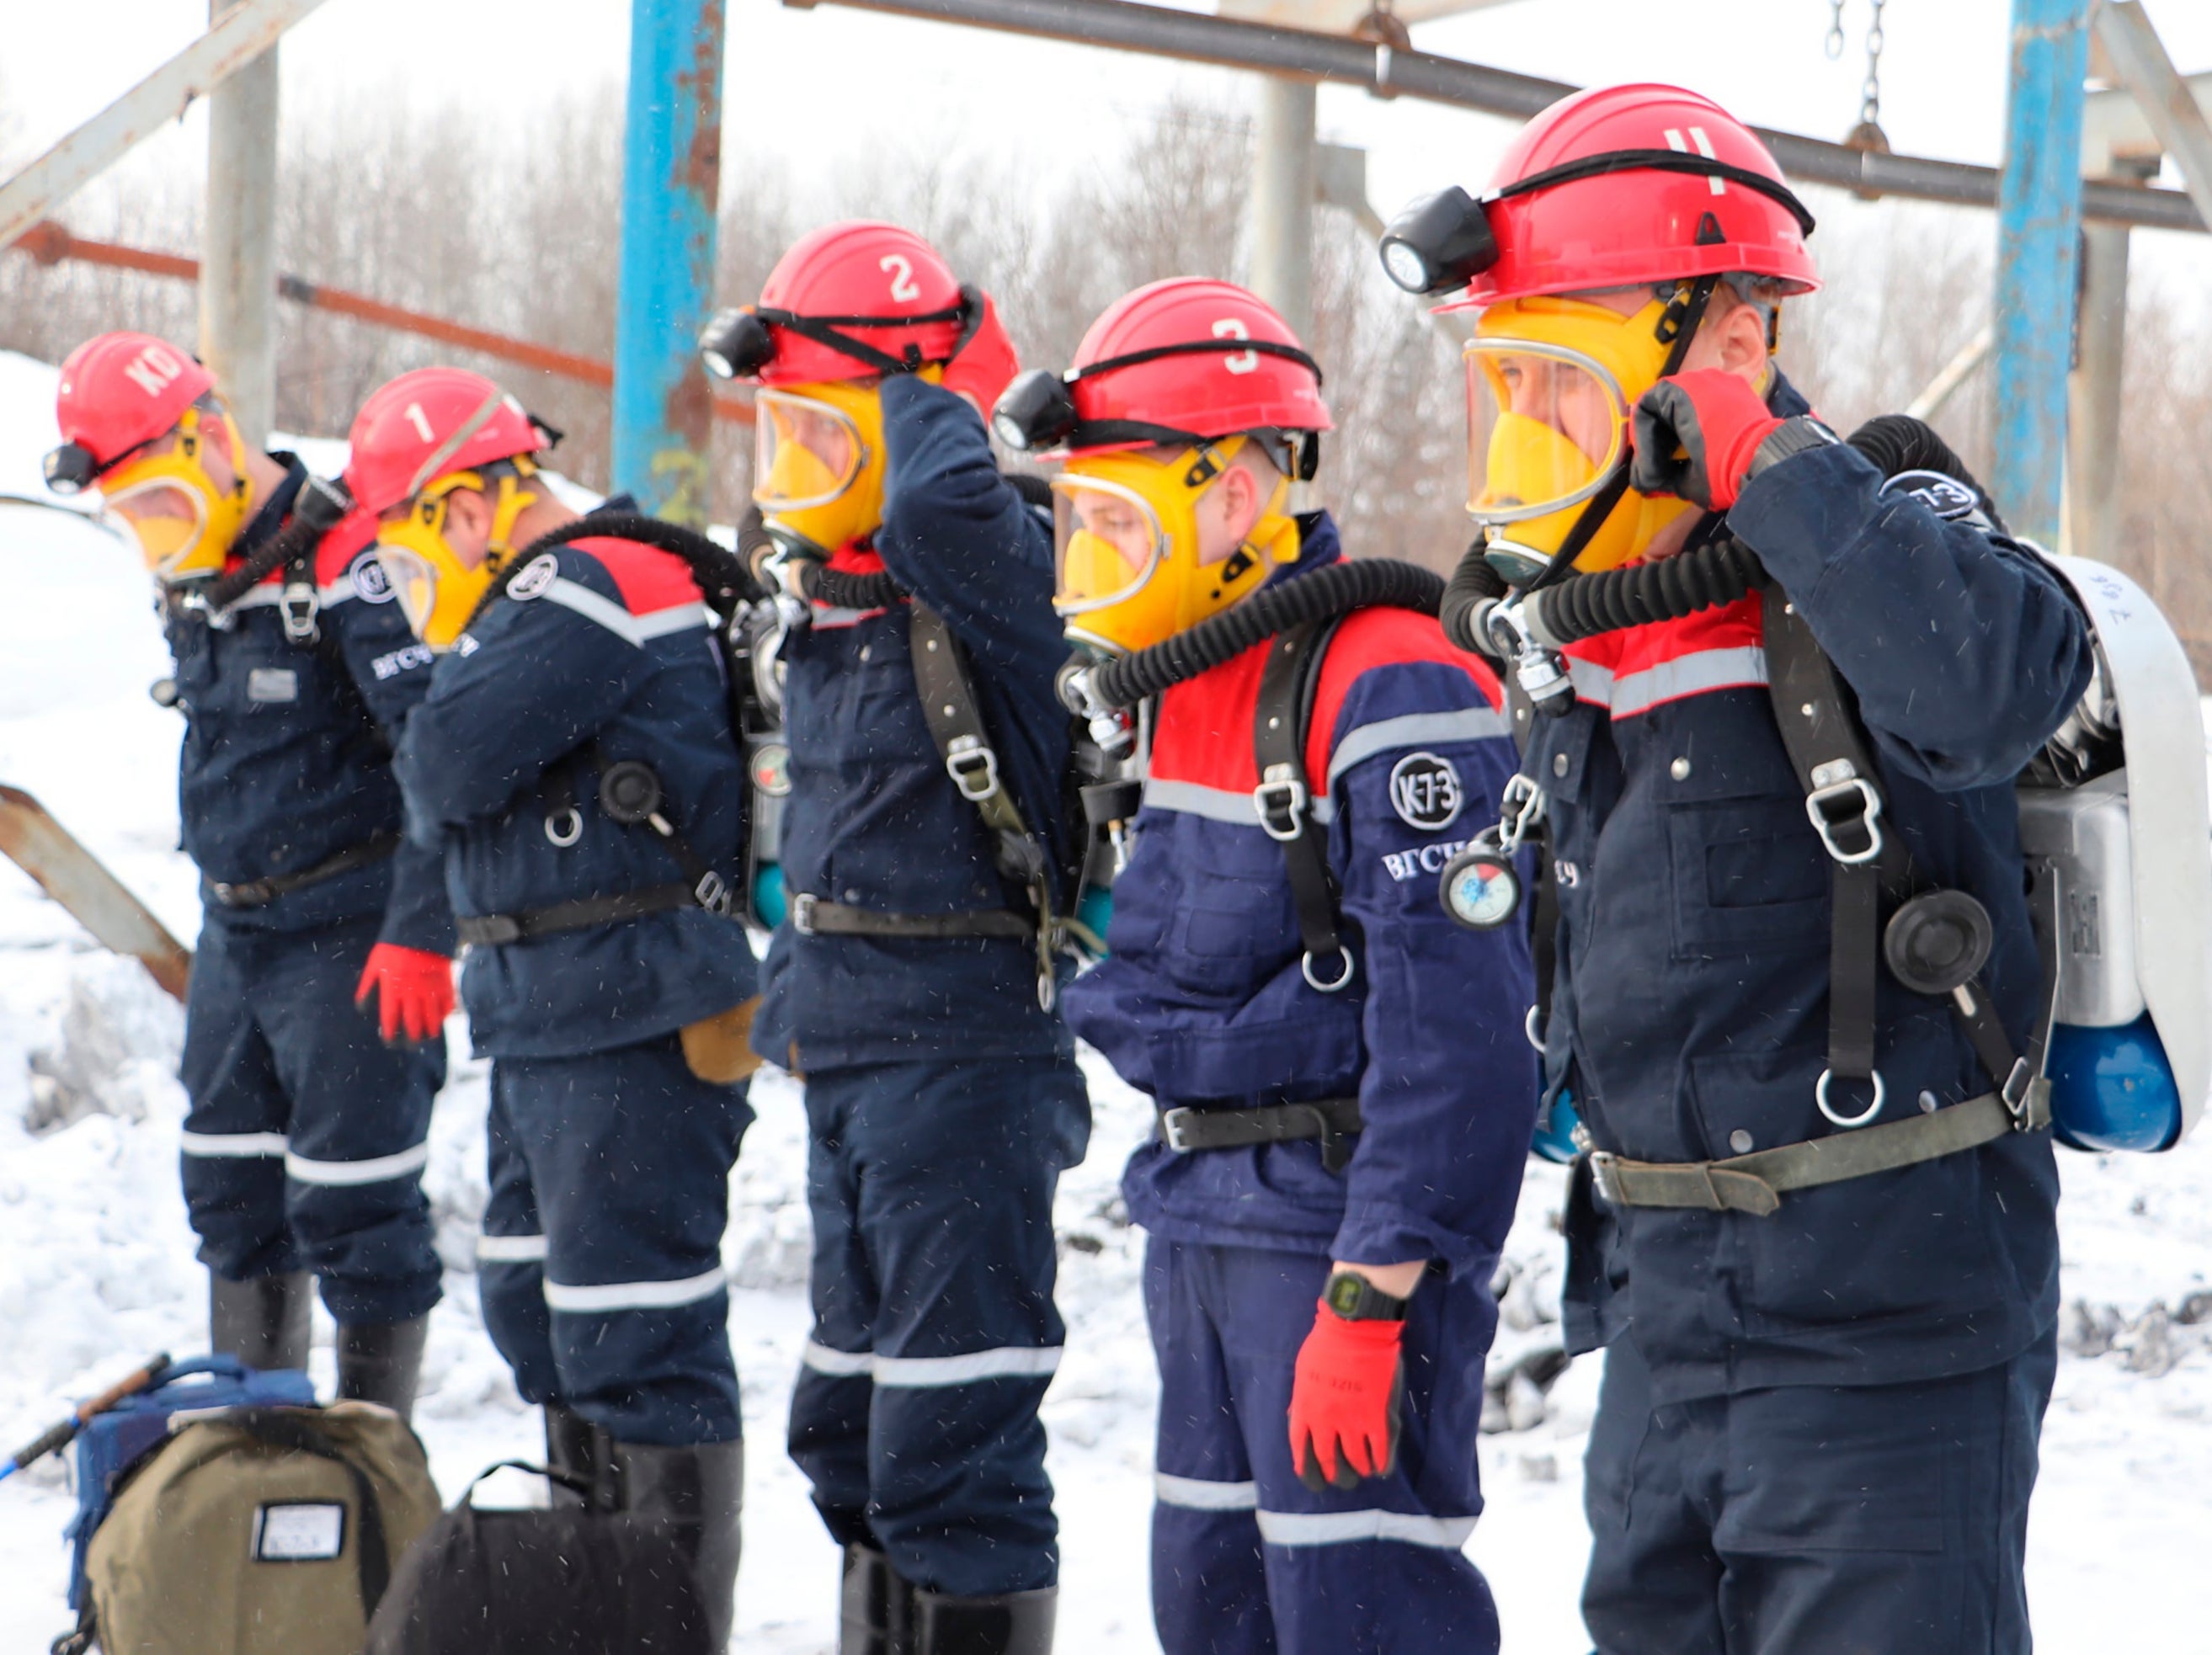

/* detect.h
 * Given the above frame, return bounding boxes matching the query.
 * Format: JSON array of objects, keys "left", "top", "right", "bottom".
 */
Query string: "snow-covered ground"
[{"left": 0, "top": 346, "right": 2206, "bottom": 1651}]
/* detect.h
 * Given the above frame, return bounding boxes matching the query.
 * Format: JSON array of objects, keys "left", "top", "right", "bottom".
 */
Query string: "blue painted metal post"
[
  {"left": 1990, "top": 0, "right": 2092, "bottom": 546},
  {"left": 613, "top": 0, "right": 726, "bottom": 527}
]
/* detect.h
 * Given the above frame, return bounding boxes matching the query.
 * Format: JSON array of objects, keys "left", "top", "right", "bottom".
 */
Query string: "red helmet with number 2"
[
  {"left": 1443, "top": 82, "right": 1820, "bottom": 311},
  {"left": 750, "top": 221, "right": 973, "bottom": 389},
  {"left": 344, "top": 367, "right": 548, "bottom": 516}
]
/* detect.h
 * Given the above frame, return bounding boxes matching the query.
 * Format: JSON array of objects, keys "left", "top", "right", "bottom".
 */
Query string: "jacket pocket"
[
  {"left": 1164, "top": 870, "right": 1294, "bottom": 998},
  {"left": 1665, "top": 796, "right": 1827, "bottom": 959}
]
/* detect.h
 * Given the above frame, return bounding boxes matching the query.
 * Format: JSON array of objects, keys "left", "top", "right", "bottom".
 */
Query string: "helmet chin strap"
[{"left": 1518, "top": 274, "right": 1721, "bottom": 598}]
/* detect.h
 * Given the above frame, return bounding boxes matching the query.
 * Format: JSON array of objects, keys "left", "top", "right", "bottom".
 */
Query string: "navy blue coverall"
[
  {"left": 758, "top": 375, "right": 1090, "bottom": 1599},
  {"left": 1535, "top": 372, "right": 2093, "bottom": 1652},
  {"left": 392, "top": 529, "right": 759, "bottom": 1445},
  {"left": 173, "top": 460, "right": 449, "bottom": 1328},
  {"left": 1061, "top": 515, "right": 1539, "bottom": 1655}
]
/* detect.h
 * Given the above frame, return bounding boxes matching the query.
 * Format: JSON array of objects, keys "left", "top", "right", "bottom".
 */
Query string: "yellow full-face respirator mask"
[
  {"left": 1465, "top": 293, "right": 1706, "bottom": 575},
  {"left": 752, "top": 372, "right": 946, "bottom": 555},
  {"left": 98, "top": 401, "right": 257, "bottom": 583},
  {"left": 1051, "top": 435, "right": 1299, "bottom": 656},
  {"left": 373, "top": 459, "right": 542, "bottom": 651}
]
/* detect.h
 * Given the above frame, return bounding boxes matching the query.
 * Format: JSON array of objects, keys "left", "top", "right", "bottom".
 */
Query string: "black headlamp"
[
  {"left": 1379, "top": 186, "right": 1499, "bottom": 296},
  {"left": 698, "top": 308, "right": 776, "bottom": 381},
  {"left": 991, "top": 370, "right": 1079, "bottom": 454},
  {"left": 42, "top": 441, "right": 100, "bottom": 497}
]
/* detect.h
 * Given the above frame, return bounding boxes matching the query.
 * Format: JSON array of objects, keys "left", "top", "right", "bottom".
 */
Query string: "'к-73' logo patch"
[{"left": 1388, "top": 752, "right": 1463, "bottom": 832}]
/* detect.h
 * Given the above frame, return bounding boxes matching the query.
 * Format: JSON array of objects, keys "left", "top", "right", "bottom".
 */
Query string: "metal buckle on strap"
[
  {"left": 1815, "top": 1067, "right": 1886, "bottom": 1128},
  {"left": 1588, "top": 1150, "right": 1623, "bottom": 1205},
  {"left": 1159, "top": 1106, "right": 1197, "bottom": 1152},
  {"left": 465, "top": 914, "right": 524, "bottom": 946},
  {"left": 944, "top": 736, "right": 1000, "bottom": 802},
  {"left": 1804, "top": 764, "right": 1884, "bottom": 865},
  {"left": 1254, "top": 764, "right": 1308, "bottom": 842},
  {"left": 280, "top": 582, "right": 320, "bottom": 644},
  {"left": 790, "top": 892, "right": 819, "bottom": 936},
  {"left": 209, "top": 879, "right": 269, "bottom": 908},
  {"left": 694, "top": 870, "right": 734, "bottom": 917},
  {"left": 1496, "top": 774, "right": 1546, "bottom": 854},
  {"left": 2001, "top": 1058, "right": 2047, "bottom": 1129}
]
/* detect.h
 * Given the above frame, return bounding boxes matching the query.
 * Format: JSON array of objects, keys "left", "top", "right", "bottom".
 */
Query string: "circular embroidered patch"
[{"left": 1388, "top": 751, "right": 1463, "bottom": 832}]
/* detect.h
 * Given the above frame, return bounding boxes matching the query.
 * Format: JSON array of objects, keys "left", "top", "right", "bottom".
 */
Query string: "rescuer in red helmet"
[
  {"left": 996, "top": 278, "right": 1538, "bottom": 1653},
  {"left": 346, "top": 364, "right": 761, "bottom": 1643},
  {"left": 699, "top": 221, "right": 1085, "bottom": 1654},
  {"left": 43, "top": 333, "right": 452, "bottom": 1417},
  {"left": 1383, "top": 83, "right": 2093, "bottom": 1649}
]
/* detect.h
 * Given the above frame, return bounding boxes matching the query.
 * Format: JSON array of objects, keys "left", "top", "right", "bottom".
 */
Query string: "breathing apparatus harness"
[
  {"left": 750, "top": 475, "right": 1095, "bottom": 1011},
  {"left": 447, "top": 513, "right": 778, "bottom": 950},
  {"left": 1441, "top": 415, "right": 2064, "bottom": 1214}
]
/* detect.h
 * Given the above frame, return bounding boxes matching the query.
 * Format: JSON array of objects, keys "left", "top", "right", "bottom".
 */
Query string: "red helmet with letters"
[
  {"left": 1442, "top": 83, "right": 1820, "bottom": 310},
  {"left": 51, "top": 332, "right": 214, "bottom": 480},
  {"left": 1052, "top": 279, "right": 1331, "bottom": 459},
  {"left": 344, "top": 366, "right": 550, "bottom": 515}
]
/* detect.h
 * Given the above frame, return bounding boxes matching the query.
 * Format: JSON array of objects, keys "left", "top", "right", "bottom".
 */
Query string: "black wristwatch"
[{"left": 1321, "top": 1271, "right": 1410, "bottom": 1322}]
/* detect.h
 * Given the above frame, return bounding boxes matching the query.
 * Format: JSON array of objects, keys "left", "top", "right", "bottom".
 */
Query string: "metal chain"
[
  {"left": 1861, "top": 0, "right": 1887, "bottom": 130},
  {"left": 1826, "top": 0, "right": 1847, "bottom": 60}
]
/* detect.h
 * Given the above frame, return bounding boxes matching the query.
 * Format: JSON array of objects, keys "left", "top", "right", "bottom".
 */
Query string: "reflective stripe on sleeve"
[
  {"left": 797, "top": 1341, "right": 1063, "bottom": 1386},
  {"left": 541, "top": 1265, "right": 728, "bottom": 1313},
  {"left": 475, "top": 1232, "right": 549, "bottom": 1264},
  {"left": 1154, "top": 1472, "right": 1260, "bottom": 1511},
  {"left": 1140, "top": 778, "right": 1255, "bottom": 825},
  {"left": 1323, "top": 708, "right": 1511, "bottom": 790},
  {"left": 1603, "top": 646, "right": 1767, "bottom": 719},
  {"left": 541, "top": 578, "right": 708, "bottom": 647},
  {"left": 1254, "top": 1508, "right": 1479, "bottom": 1550},
  {"left": 284, "top": 1141, "right": 431, "bottom": 1187},
  {"left": 179, "top": 1131, "right": 288, "bottom": 1158}
]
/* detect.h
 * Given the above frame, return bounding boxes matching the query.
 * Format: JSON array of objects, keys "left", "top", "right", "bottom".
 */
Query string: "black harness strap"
[
  {"left": 786, "top": 895, "right": 1034, "bottom": 941},
  {"left": 456, "top": 882, "right": 699, "bottom": 947},
  {"left": 909, "top": 603, "right": 1061, "bottom": 1008},
  {"left": 1158, "top": 1097, "right": 1364, "bottom": 1174},
  {"left": 206, "top": 832, "right": 401, "bottom": 909},
  {"left": 1252, "top": 619, "right": 1355, "bottom": 994}
]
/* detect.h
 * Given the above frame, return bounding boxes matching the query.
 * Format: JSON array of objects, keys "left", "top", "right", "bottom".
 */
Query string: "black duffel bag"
[{"left": 364, "top": 1461, "right": 710, "bottom": 1655}]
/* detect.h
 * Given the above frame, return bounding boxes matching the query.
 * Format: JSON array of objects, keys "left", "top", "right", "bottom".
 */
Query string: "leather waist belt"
[
  {"left": 1588, "top": 1086, "right": 2049, "bottom": 1219},
  {"left": 787, "top": 892, "right": 1033, "bottom": 942},
  {"left": 1158, "top": 1096, "right": 1364, "bottom": 1174},
  {"left": 456, "top": 881, "right": 696, "bottom": 947},
  {"left": 208, "top": 833, "right": 401, "bottom": 909}
]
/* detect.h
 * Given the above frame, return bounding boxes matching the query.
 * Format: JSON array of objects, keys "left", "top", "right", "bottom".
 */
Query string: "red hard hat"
[
  {"left": 749, "top": 221, "right": 973, "bottom": 387},
  {"left": 344, "top": 367, "right": 548, "bottom": 514},
  {"left": 1442, "top": 83, "right": 1820, "bottom": 310},
  {"left": 1063, "top": 279, "right": 1332, "bottom": 455},
  {"left": 54, "top": 332, "right": 213, "bottom": 471}
]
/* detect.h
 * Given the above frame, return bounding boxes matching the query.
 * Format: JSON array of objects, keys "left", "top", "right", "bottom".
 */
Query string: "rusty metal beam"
[
  {"left": 2094, "top": 1, "right": 2212, "bottom": 244},
  {"left": 7, "top": 221, "right": 757, "bottom": 425},
  {"left": 0, "top": 0, "right": 336, "bottom": 255}
]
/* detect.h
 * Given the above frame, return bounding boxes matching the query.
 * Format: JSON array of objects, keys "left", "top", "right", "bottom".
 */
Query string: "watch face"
[{"left": 1325, "top": 1274, "right": 1367, "bottom": 1317}]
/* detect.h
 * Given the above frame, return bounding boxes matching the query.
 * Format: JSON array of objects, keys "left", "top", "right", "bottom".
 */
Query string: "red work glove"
[
  {"left": 1287, "top": 1302, "right": 1405, "bottom": 1492},
  {"left": 354, "top": 944, "right": 455, "bottom": 1045},
  {"left": 940, "top": 290, "right": 1020, "bottom": 419},
  {"left": 1628, "top": 368, "right": 1787, "bottom": 511}
]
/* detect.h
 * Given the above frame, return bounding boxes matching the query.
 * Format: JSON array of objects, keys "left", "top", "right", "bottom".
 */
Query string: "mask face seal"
[
  {"left": 1050, "top": 437, "right": 1294, "bottom": 655},
  {"left": 372, "top": 460, "right": 540, "bottom": 650},
  {"left": 97, "top": 402, "right": 255, "bottom": 582}
]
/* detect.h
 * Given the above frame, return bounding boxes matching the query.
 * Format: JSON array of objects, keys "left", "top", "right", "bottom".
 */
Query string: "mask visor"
[
  {"left": 1463, "top": 340, "right": 1628, "bottom": 524},
  {"left": 1050, "top": 474, "right": 1166, "bottom": 617},
  {"left": 754, "top": 390, "right": 866, "bottom": 514},
  {"left": 373, "top": 541, "right": 442, "bottom": 643},
  {"left": 103, "top": 477, "right": 209, "bottom": 577}
]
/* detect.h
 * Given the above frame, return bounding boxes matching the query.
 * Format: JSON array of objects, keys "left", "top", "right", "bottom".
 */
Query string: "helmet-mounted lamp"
[
  {"left": 1378, "top": 186, "right": 1499, "bottom": 295},
  {"left": 698, "top": 308, "right": 776, "bottom": 382},
  {"left": 42, "top": 441, "right": 99, "bottom": 496},
  {"left": 992, "top": 370, "right": 1079, "bottom": 454}
]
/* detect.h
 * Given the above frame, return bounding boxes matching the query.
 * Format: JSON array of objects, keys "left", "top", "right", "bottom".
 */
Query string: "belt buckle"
[
  {"left": 1159, "top": 1107, "right": 1196, "bottom": 1152},
  {"left": 790, "top": 892, "right": 818, "bottom": 935},
  {"left": 694, "top": 870, "right": 734, "bottom": 917},
  {"left": 1588, "top": 1150, "right": 1622, "bottom": 1205},
  {"left": 210, "top": 881, "right": 237, "bottom": 907}
]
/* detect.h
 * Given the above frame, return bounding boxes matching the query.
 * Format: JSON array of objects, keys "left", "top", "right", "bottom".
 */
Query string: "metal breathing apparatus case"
[{"left": 2017, "top": 554, "right": 2210, "bottom": 1152}]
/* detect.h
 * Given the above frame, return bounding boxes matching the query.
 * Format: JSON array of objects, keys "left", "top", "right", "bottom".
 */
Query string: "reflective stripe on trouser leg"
[
  {"left": 479, "top": 1074, "right": 561, "bottom": 1408},
  {"left": 493, "top": 1040, "right": 753, "bottom": 1445},
  {"left": 1145, "top": 1237, "right": 1500, "bottom": 1655},
  {"left": 788, "top": 1056, "right": 1090, "bottom": 1599}
]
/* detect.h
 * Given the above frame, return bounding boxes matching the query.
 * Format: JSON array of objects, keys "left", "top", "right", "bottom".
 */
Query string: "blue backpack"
[{"left": 63, "top": 1354, "right": 315, "bottom": 1610}]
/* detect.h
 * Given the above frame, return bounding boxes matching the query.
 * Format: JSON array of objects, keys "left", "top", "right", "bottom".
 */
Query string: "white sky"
[{"left": 3, "top": 1, "right": 2209, "bottom": 287}]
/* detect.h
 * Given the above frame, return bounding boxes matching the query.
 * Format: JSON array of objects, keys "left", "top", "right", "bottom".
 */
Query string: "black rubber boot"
[
  {"left": 912, "top": 1587, "right": 1056, "bottom": 1655},
  {"left": 335, "top": 1315, "right": 429, "bottom": 1420},
  {"left": 208, "top": 1269, "right": 312, "bottom": 1371},
  {"left": 616, "top": 1438, "right": 745, "bottom": 1651},
  {"left": 544, "top": 1403, "right": 615, "bottom": 1511},
  {"left": 840, "top": 1543, "right": 914, "bottom": 1655}
]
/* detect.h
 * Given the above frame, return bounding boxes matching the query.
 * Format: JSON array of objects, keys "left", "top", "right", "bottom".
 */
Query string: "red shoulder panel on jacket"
[
  {"left": 1303, "top": 606, "right": 1503, "bottom": 785},
  {"left": 567, "top": 535, "right": 706, "bottom": 615},
  {"left": 1149, "top": 641, "right": 1271, "bottom": 793}
]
